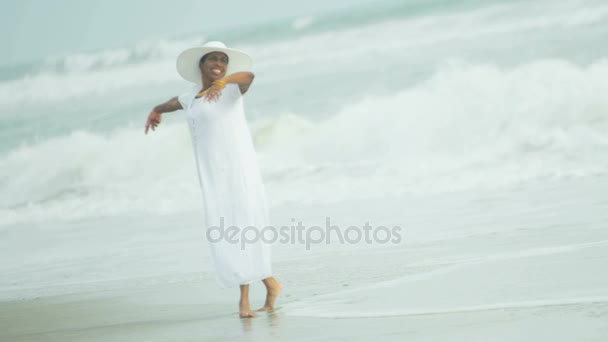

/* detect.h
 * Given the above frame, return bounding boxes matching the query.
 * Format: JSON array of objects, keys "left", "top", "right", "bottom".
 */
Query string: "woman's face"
[{"left": 200, "top": 51, "right": 228, "bottom": 80}]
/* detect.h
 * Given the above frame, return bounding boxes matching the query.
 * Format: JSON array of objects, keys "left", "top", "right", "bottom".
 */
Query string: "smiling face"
[{"left": 199, "top": 51, "right": 229, "bottom": 82}]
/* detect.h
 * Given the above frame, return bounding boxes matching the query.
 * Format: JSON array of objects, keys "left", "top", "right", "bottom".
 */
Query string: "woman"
[{"left": 144, "top": 41, "right": 282, "bottom": 318}]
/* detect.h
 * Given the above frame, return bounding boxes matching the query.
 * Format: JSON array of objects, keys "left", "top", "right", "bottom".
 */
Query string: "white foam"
[
  {"left": 261, "top": 59, "right": 608, "bottom": 204},
  {"left": 286, "top": 297, "right": 608, "bottom": 318},
  {"left": 2, "top": 0, "right": 607, "bottom": 106},
  {"left": 283, "top": 240, "right": 608, "bottom": 318},
  {"left": 2, "top": 59, "right": 608, "bottom": 224},
  {"left": 292, "top": 16, "right": 315, "bottom": 30}
]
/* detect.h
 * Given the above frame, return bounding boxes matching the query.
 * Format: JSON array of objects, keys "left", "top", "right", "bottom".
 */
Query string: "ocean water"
[
  {"left": 1, "top": 0, "right": 608, "bottom": 308},
  {"left": 1, "top": 0, "right": 608, "bottom": 225}
]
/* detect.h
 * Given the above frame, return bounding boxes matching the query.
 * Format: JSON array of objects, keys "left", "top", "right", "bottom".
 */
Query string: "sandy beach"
[{"left": 2, "top": 175, "right": 607, "bottom": 341}]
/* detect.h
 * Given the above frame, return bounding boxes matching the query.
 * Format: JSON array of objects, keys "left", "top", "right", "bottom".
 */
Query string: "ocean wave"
[
  {"left": 292, "top": 16, "right": 315, "bottom": 30},
  {"left": 40, "top": 37, "right": 205, "bottom": 74},
  {"left": 2, "top": 0, "right": 607, "bottom": 107},
  {"left": 1, "top": 58, "right": 608, "bottom": 225}
]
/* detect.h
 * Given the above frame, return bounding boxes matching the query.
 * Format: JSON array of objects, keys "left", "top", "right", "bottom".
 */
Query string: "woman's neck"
[{"left": 201, "top": 77, "right": 214, "bottom": 90}]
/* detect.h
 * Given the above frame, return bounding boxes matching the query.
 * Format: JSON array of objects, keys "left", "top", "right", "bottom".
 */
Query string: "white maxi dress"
[{"left": 178, "top": 82, "right": 272, "bottom": 288}]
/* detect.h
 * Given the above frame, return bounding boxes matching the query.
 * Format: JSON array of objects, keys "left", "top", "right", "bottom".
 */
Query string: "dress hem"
[{"left": 217, "top": 273, "right": 274, "bottom": 288}]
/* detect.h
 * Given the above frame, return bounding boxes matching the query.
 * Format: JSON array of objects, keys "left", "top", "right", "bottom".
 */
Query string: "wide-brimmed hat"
[{"left": 176, "top": 40, "right": 253, "bottom": 85}]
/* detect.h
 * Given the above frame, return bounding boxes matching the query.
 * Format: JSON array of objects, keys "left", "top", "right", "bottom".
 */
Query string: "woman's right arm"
[
  {"left": 153, "top": 96, "right": 183, "bottom": 114},
  {"left": 145, "top": 96, "right": 183, "bottom": 134}
]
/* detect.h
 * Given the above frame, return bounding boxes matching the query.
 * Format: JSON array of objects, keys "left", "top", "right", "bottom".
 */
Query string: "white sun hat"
[{"left": 176, "top": 40, "right": 253, "bottom": 85}]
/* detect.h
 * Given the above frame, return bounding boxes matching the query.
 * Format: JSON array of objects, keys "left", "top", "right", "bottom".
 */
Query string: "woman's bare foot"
[
  {"left": 257, "top": 278, "right": 283, "bottom": 312},
  {"left": 239, "top": 301, "right": 257, "bottom": 318},
  {"left": 238, "top": 284, "right": 256, "bottom": 318}
]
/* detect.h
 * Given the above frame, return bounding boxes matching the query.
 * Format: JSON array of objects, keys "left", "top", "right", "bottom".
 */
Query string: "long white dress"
[{"left": 178, "top": 82, "right": 272, "bottom": 288}]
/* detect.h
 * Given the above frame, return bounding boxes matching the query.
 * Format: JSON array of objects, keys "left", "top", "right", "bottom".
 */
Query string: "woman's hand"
[
  {"left": 144, "top": 96, "right": 181, "bottom": 134},
  {"left": 144, "top": 110, "right": 162, "bottom": 134},
  {"left": 203, "top": 84, "right": 224, "bottom": 102}
]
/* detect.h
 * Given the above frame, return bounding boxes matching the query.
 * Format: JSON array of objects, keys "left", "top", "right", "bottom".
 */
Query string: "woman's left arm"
[{"left": 218, "top": 71, "right": 255, "bottom": 95}]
